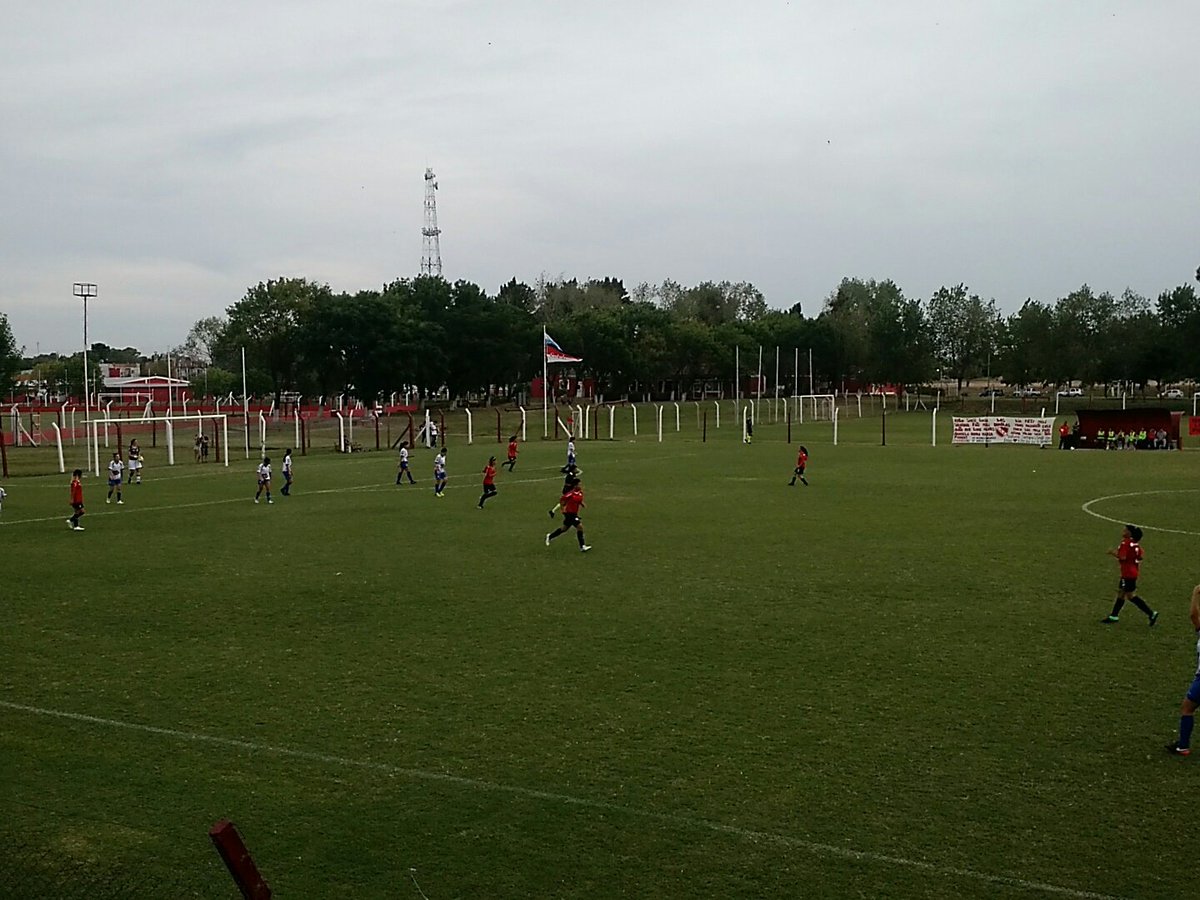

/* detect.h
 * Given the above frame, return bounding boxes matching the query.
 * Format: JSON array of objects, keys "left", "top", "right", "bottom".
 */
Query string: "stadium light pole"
[{"left": 73, "top": 282, "right": 97, "bottom": 470}]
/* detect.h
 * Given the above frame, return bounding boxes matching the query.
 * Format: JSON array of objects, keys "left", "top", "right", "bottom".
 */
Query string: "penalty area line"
[{"left": 0, "top": 699, "right": 1128, "bottom": 900}]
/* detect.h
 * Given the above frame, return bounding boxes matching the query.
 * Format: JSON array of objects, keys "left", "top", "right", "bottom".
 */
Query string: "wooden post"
[{"left": 209, "top": 819, "right": 272, "bottom": 900}]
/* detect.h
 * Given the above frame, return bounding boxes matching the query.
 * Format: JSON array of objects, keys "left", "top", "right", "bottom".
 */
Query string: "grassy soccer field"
[{"left": 1, "top": 408, "right": 1197, "bottom": 898}]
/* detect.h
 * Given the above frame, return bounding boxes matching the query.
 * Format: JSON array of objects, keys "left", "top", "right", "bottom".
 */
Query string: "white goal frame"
[
  {"left": 792, "top": 394, "right": 836, "bottom": 424},
  {"left": 85, "top": 413, "right": 229, "bottom": 476}
]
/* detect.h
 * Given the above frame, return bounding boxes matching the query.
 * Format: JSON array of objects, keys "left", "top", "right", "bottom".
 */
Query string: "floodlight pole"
[{"left": 73, "top": 282, "right": 97, "bottom": 471}]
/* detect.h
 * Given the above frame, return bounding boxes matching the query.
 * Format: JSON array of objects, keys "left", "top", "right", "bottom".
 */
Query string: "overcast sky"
[{"left": 2, "top": 0, "right": 1196, "bottom": 356}]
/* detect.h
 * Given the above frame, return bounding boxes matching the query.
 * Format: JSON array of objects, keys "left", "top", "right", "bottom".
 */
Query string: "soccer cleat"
[
  {"left": 66, "top": 519, "right": 74, "bottom": 529},
  {"left": 1149, "top": 611, "right": 1160, "bottom": 627},
  {"left": 106, "top": 498, "right": 111, "bottom": 504},
  {"left": 545, "top": 533, "right": 552, "bottom": 546},
  {"left": 1165, "top": 744, "right": 1191, "bottom": 757},
  {"left": 267, "top": 499, "right": 273, "bottom": 504},
  {"left": 117, "top": 500, "right": 124, "bottom": 505},
  {"left": 254, "top": 498, "right": 259, "bottom": 504},
  {"left": 73, "top": 526, "right": 84, "bottom": 531},
  {"left": 1100, "top": 616, "right": 1119, "bottom": 624},
  {"left": 581, "top": 545, "right": 592, "bottom": 552}
]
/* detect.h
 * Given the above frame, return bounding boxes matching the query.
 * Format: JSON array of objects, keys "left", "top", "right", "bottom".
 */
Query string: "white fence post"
[
  {"left": 464, "top": 408, "right": 473, "bottom": 445},
  {"left": 166, "top": 420, "right": 175, "bottom": 466},
  {"left": 674, "top": 402, "right": 680, "bottom": 432},
  {"left": 223, "top": 417, "right": 230, "bottom": 467},
  {"left": 51, "top": 422, "right": 65, "bottom": 473},
  {"left": 713, "top": 401, "right": 720, "bottom": 429},
  {"left": 932, "top": 408, "right": 937, "bottom": 447},
  {"left": 294, "top": 411, "right": 301, "bottom": 449},
  {"left": 609, "top": 405, "right": 615, "bottom": 440},
  {"left": 631, "top": 403, "right": 638, "bottom": 437},
  {"left": 833, "top": 406, "right": 840, "bottom": 446},
  {"left": 520, "top": 406, "right": 527, "bottom": 442},
  {"left": 657, "top": 405, "right": 664, "bottom": 442},
  {"left": 336, "top": 412, "right": 346, "bottom": 452}
]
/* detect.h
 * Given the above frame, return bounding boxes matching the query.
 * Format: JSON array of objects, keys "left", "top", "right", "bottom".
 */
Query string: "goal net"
[
  {"left": 85, "top": 413, "right": 229, "bottom": 475},
  {"left": 792, "top": 394, "right": 836, "bottom": 423}
]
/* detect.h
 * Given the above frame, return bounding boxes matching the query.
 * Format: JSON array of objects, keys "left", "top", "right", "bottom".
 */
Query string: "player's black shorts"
[
  {"left": 1118, "top": 577, "right": 1138, "bottom": 593},
  {"left": 794, "top": 466, "right": 806, "bottom": 475},
  {"left": 563, "top": 513, "right": 580, "bottom": 528}
]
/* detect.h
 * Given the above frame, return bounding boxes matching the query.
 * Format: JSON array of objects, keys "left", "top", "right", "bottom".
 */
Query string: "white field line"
[
  {"left": 0, "top": 699, "right": 1129, "bottom": 900},
  {"left": 1080, "top": 489, "right": 1200, "bottom": 537},
  {"left": 0, "top": 474, "right": 566, "bottom": 528}
]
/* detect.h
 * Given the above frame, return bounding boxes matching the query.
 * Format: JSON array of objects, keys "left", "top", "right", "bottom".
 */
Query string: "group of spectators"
[{"left": 1058, "top": 422, "right": 1171, "bottom": 450}]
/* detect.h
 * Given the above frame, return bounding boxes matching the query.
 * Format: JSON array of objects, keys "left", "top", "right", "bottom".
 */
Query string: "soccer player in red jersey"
[
  {"left": 478, "top": 456, "right": 499, "bottom": 508},
  {"left": 67, "top": 468, "right": 85, "bottom": 531},
  {"left": 546, "top": 477, "right": 590, "bottom": 552},
  {"left": 503, "top": 435, "right": 519, "bottom": 471},
  {"left": 1101, "top": 524, "right": 1157, "bottom": 625},
  {"left": 788, "top": 445, "right": 809, "bottom": 486}
]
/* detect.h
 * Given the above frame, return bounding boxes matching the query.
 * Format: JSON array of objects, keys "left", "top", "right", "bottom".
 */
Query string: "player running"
[
  {"left": 788, "top": 445, "right": 809, "bottom": 487},
  {"left": 546, "top": 476, "right": 591, "bottom": 552},
  {"left": 1101, "top": 524, "right": 1157, "bottom": 625},
  {"left": 106, "top": 452, "right": 125, "bottom": 504},
  {"left": 548, "top": 465, "right": 581, "bottom": 518},
  {"left": 433, "top": 447, "right": 448, "bottom": 497},
  {"left": 255, "top": 457, "right": 273, "bottom": 504},
  {"left": 478, "top": 456, "right": 499, "bottom": 508},
  {"left": 396, "top": 441, "right": 416, "bottom": 485},
  {"left": 67, "top": 468, "right": 85, "bottom": 531},
  {"left": 503, "top": 435, "right": 519, "bottom": 471},
  {"left": 1166, "top": 584, "right": 1200, "bottom": 756}
]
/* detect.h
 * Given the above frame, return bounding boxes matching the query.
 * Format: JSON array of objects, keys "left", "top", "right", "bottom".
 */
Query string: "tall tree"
[
  {"left": 221, "top": 278, "right": 332, "bottom": 401},
  {"left": 0, "top": 313, "right": 22, "bottom": 400},
  {"left": 925, "top": 284, "right": 1000, "bottom": 390},
  {"left": 1156, "top": 283, "right": 1200, "bottom": 380}
]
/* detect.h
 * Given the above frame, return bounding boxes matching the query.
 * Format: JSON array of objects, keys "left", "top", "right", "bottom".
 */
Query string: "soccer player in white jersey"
[
  {"left": 1166, "top": 584, "right": 1200, "bottom": 756},
  {"left": 255, "top": 457, "right": 273, "bottom": 504},
  {"left": 433, "top": 447, "right": 447, "bottom": 497},
  {"left": 281, "top": 449, "right": 294, "bottom": 496},
  {"left": 561, "top": 436, "right": 576, "bottom": 473},
  {"left": 396, "top": 441, "right": 416, "bottom": 485},
  {"left": 106, "top": 452, "right": 125, "bottom": 504}
]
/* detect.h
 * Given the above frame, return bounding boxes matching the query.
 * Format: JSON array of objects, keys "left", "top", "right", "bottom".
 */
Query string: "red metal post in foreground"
[{"left": 209, "top": 819, "right": 272, "bottom": 900}]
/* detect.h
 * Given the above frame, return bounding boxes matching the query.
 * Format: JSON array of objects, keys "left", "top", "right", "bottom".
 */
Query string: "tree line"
[{"left": 5, "top": 269, "right": 1200, "bottom": 404}]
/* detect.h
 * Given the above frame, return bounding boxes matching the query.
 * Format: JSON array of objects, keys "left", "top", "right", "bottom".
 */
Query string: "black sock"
[
  {"left": 577, "top": 531, "right": 585, "bottom": 547},
  {"left": 801, "top": 477, "right": 808, "bottom": 485},
  {"left": 549, "top": 528, "right": 563, "bottom": 540},
  {"left": 1130, "top": 596, "right": 1153, "bottom": 616},
  {"left": 1110, "top": 598, "right": 1126, "bottom": 618}
]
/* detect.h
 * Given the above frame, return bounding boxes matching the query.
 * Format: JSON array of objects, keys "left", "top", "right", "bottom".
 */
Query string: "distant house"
[{"left": 99, "top": 363, "right": 191, "bottom": 406}]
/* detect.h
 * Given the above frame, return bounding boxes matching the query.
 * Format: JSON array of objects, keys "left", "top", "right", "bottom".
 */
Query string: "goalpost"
[
  {"left": 87, "top": 413, "right": 229, "bottom": 476},
  {"left": 791, "top": 394, "right": 835, "bottom": 424}
]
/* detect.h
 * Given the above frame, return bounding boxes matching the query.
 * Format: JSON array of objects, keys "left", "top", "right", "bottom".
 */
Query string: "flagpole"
[{"left": 542, "top": 327, "right": 548, "bottom": 437}]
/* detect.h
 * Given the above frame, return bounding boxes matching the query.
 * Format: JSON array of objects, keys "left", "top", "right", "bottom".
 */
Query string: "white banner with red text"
[{"left": 951, "top": 416, "right": 1055, "bottom": 445}]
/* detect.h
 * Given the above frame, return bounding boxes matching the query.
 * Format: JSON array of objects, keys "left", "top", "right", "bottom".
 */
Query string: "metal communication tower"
[{"left": 420, "top": 167, "right": 442, "bottom": 276}]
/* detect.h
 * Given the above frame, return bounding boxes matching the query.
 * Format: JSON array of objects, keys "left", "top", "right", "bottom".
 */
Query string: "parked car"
[
  {"left": 1161, "top": 388, "right": 1185, "bottom": 399},
  {"left": 1057, "top": 388, "right": 1083, "bottom": 397},
  {"left": 1012, "top": 388, "right": 1042, "bottom": 398},
  {"left": 978, "top": 388, "right": 1004, "bottom": 397}
]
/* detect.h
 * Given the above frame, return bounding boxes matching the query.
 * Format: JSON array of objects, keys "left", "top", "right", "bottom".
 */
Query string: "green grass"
[{"left": 2, "top": 409, "right": 1198, "bottom": 898}]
